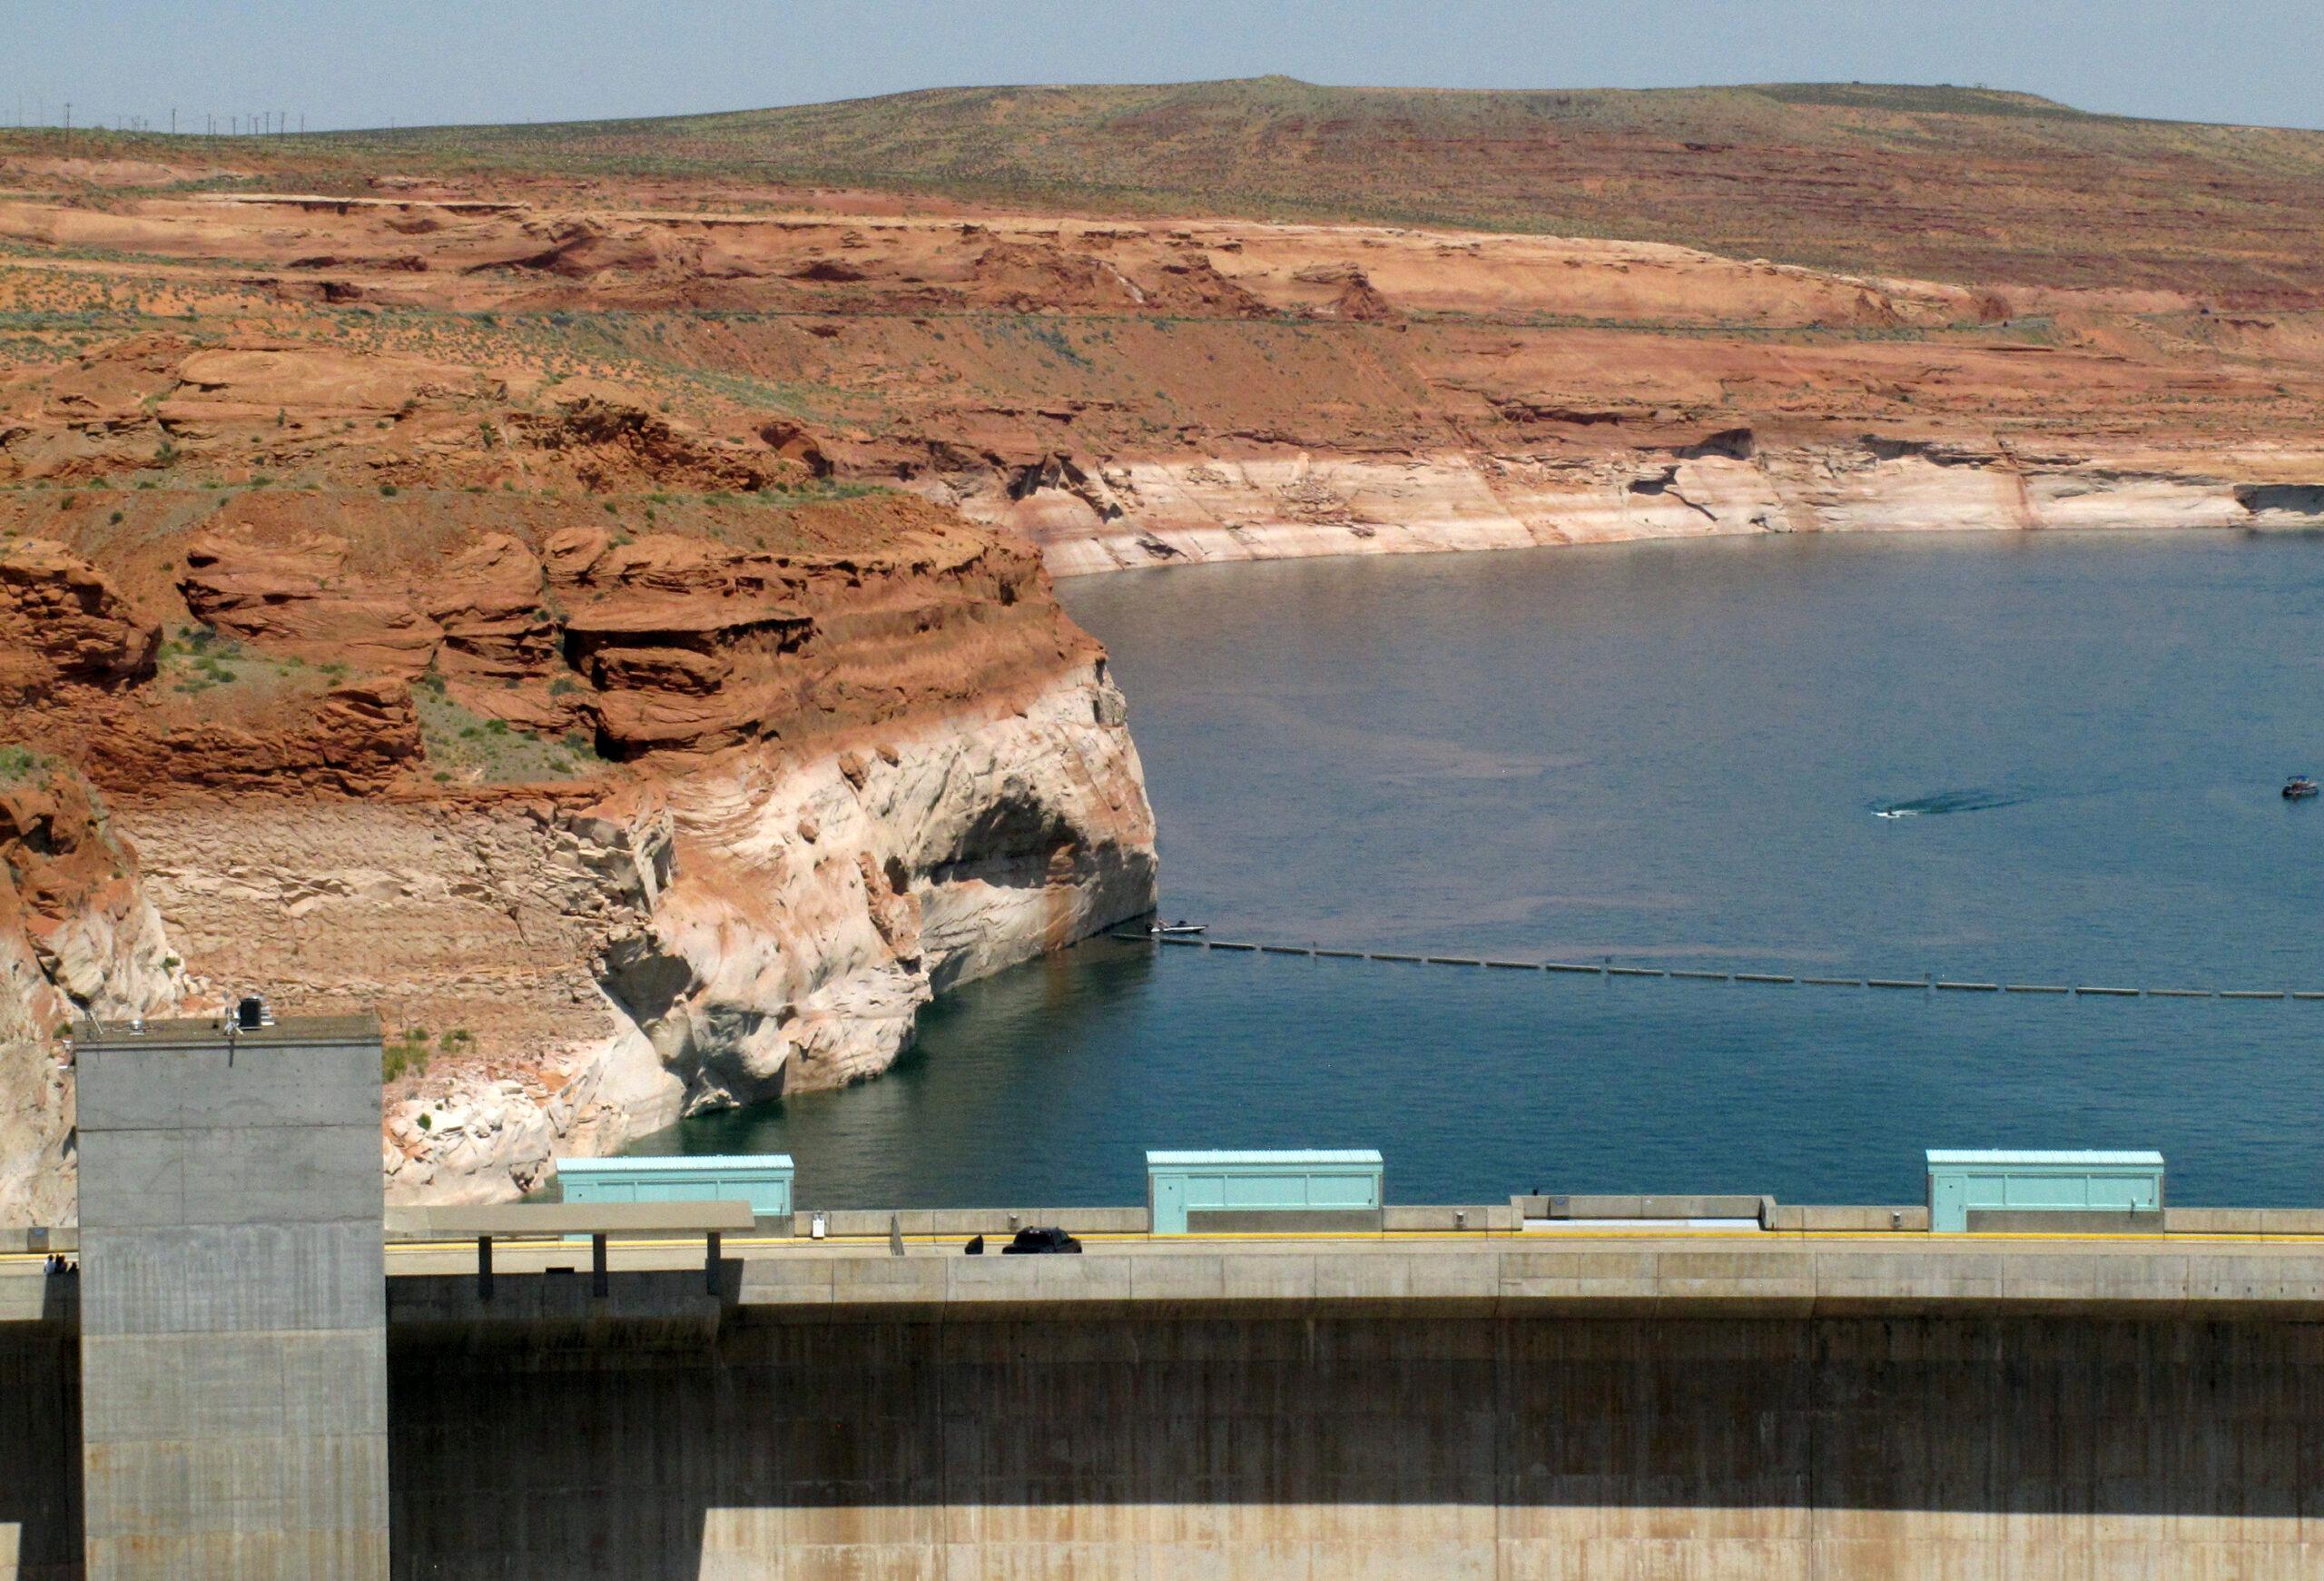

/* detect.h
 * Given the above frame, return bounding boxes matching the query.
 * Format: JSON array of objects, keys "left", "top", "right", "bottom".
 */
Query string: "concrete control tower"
[{"left": 74, "top": 1012, "right": 388, "bottom": 1581}]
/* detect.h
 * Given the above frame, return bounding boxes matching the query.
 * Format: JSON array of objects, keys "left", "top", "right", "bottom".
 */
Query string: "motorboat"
[
  {"left": 2285, "top": 776, "right": 2319, "bottom": 800},
  {"left": 1147, "top": 920, "right": 1206, "bottom": 936}
]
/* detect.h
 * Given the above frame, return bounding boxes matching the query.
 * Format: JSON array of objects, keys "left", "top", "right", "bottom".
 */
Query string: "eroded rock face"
[
  {"left": 0, "top": 762, "right": 181, "bottom": 1042},
  {"left": 0, "top": 759, "right": 183, "bottom": 1223},
  {"left": 117, "top": 664, "right": 1153, "bottom": 1203},
  {"left": 0, "top": 539, "right": 160, "bottom": 704},
  {"left": 0, "top": 1041, "right": 74, "bottom": 1226},
  {"left": 168, "top": 506, "right": 1092, "bottom": 762},
  {"left": 84, "top": 677, "right": 425, "bottom": 798},
  {"left": 615, "top": 665, "right": 1156, "bottom": 1115}
]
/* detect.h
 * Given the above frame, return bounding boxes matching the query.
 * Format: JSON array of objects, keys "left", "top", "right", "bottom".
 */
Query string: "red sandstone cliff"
[
  {"left": 1, "top": 178, "right": 2309, "bottom": 583},
  {"left": 0, "top": 754, "right": 180, "bottom": 1222},
  {"left": 0, "top": 323, "right": 1157, "bottom": 1206}
]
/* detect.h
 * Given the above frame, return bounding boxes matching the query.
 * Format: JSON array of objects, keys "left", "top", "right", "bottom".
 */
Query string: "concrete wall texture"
[
  {"left": 382, "top": 1309, "right": 2323, "bottom": 1580},
  {"left": 74, "top": 1021, "right": 389, "bottom": 1581}
]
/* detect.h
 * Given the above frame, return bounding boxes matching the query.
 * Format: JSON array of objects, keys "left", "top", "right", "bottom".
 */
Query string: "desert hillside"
[{"left": 306, "top": 77, "right": 2324, "bottom": 298}]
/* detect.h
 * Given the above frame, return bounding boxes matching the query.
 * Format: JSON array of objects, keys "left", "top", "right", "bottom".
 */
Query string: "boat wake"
[{"left": 1871, "top": 786, "right": 2032, "bottom": 820}]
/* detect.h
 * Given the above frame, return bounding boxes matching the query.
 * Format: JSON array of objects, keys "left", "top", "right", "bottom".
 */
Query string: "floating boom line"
[{"left": 1108, "top": 932, "right": 2318, "bottom": 1003}]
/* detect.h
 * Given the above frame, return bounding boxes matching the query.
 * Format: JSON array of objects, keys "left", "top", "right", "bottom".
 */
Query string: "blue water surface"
[{"left": 643, "top": 530, "right": 2324, "bottom": 1208}]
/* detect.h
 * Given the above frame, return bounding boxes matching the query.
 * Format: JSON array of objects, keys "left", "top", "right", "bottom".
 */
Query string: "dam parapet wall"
[{"left": 382, "top": 1248, "right": 2324, "bottom": 1581}]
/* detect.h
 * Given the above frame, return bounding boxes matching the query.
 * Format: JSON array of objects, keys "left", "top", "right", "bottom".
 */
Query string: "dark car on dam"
[{"left": 1000, "top": 1226, "right": 1084, "bottom": 1254}]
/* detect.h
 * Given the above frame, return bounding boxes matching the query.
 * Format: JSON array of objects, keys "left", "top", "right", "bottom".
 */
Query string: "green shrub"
[{"left": 381, "top": 1027, "right": 432, "bottom": 1082}]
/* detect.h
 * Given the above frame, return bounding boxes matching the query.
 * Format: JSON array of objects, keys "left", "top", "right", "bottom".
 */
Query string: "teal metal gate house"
[
  {"left": 1146, "top": 1149, "right": 1384, "bottom": 1234},
  {"left": 1925, "top": 1149, "right": 2163, "bottom": 1233},
  {"left": 556, "top": 1154, "right": 795, "bottom": 1226}
]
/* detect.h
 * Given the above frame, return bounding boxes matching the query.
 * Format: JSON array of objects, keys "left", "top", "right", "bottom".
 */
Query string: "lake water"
[{"left": 642, "top": 530, "right": 2324, "bottom": 1208}]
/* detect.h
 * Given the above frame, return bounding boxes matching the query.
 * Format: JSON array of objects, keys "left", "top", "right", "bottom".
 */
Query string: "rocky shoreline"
[{"left": 974, "top": 442, "right": 2324, "bottom": 578}]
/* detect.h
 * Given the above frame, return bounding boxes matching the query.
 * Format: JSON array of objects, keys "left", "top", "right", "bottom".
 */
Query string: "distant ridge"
[
  {"left": 311, "top": 77, "right": 2324, "bottom": 294},
  {"left": 1737, "top": 82, "right": 2090, "bottom": 117}
]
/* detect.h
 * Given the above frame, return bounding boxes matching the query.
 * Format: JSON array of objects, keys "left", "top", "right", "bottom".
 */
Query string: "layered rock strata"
[
  {"left": 0, "top": 760, "right": 182, "bottom": 1223},
  {"left": 981, "top": 443, "right": 2324, "bottom": 576}
]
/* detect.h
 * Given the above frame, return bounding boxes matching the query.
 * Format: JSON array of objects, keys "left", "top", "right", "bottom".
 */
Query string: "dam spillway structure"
[{"left": 74, "top": 1012, "right": 389, "bottom": 1581}]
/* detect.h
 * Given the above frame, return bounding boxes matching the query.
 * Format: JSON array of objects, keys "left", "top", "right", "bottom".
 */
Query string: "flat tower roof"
[
  {"left": 556, "top": 1154, "right": 796, "bottom": 1173},
  {"left": 1146, "top": 1149, "right": 1384, "bottom": 1166},
  {"left": 76, "top": 1013, "right": 381, "bottom": 1051},
  {"left": 1925, "top": 1149, "right": 2164, "bottom": 1166}
]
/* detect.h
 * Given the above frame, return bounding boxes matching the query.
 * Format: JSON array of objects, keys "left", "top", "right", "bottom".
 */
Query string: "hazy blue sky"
[{"left": 8, "top": 0, "right": 2320, "bottom": 134}]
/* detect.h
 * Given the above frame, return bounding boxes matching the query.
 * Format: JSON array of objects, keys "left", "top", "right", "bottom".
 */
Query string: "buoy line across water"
[{"left": 1108, "top": 933, "right": 2321, "bottom": 1003}]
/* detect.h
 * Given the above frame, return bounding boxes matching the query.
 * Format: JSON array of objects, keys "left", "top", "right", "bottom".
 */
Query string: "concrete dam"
[{"left": 3, "top": 1016, "right": 2320, "bottom": 1578}]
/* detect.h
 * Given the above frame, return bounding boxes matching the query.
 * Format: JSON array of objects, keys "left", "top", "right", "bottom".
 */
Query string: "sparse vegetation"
[
  {"left": 414, "top": 687, "right": 608, "bottom": 785},
  {"left": 383, "top": 1026, "right": 431, "bottom": 1082},
  {"left": 0, "top": 745, "right": 53, "bottom": 784},
  {"left": 386, "top": 1025, "right": 477, "bottom": 1082},
  {"left": 159, "top": 626, "right": 247, "bottom": 695}
]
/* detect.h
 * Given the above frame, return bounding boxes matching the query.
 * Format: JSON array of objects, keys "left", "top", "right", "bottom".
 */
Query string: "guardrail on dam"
[{"left": 0, "top": 1014, "right": 2319, "bottom": 1579}]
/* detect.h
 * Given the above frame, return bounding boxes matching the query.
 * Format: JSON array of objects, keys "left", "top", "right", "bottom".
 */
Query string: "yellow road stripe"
[
  {"left": 14, "top": 1227, "right": 2323, "bottom": 1269},
  {"left": 363, "top": 1227, "right": 2324, "bottom": 1251}
]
